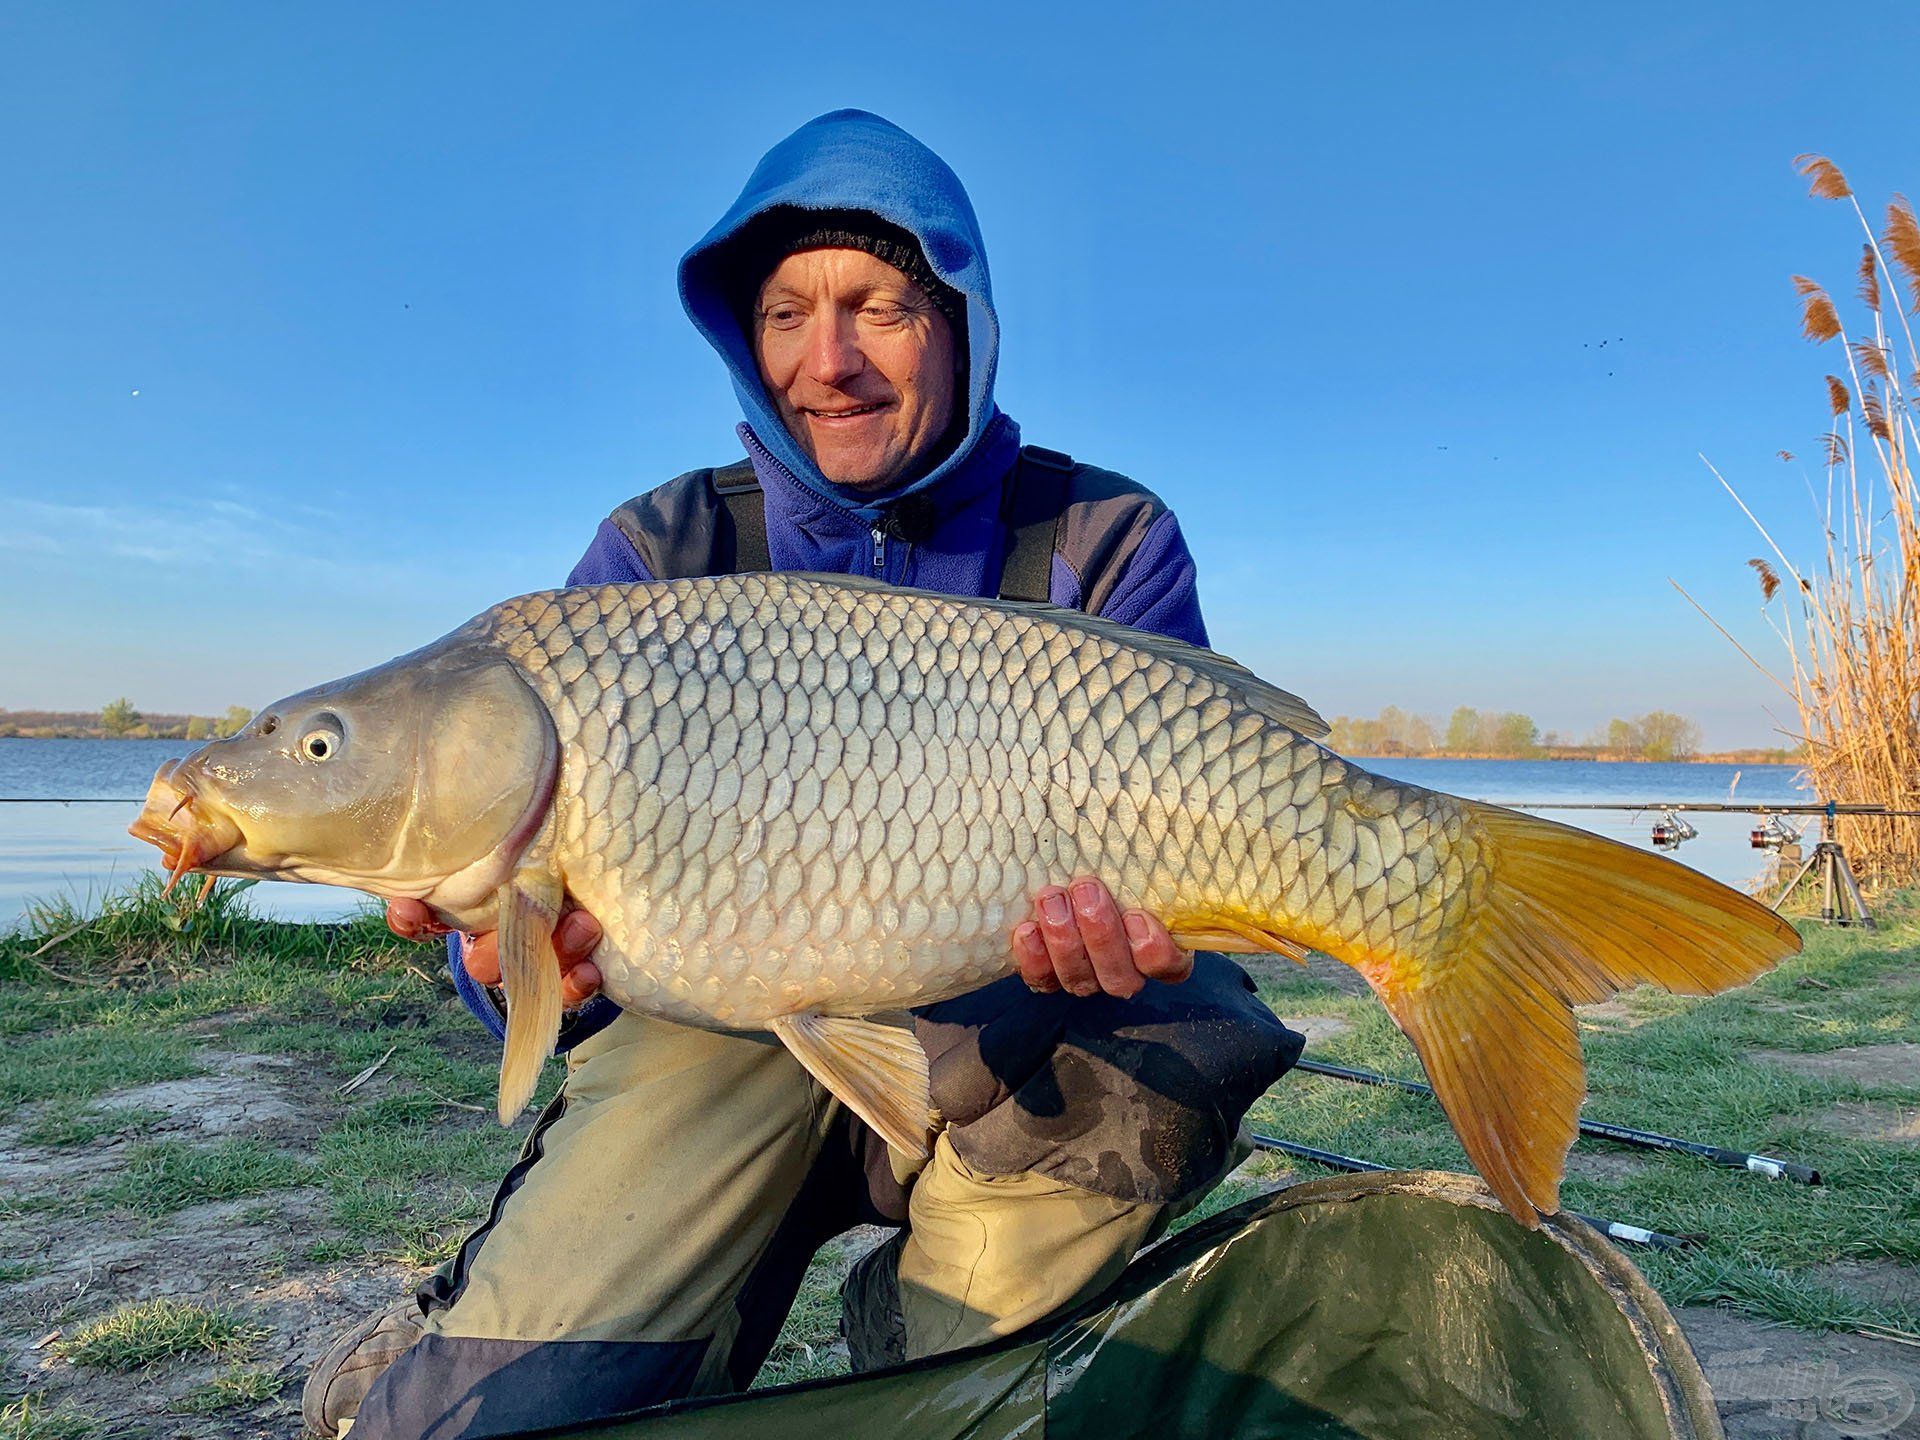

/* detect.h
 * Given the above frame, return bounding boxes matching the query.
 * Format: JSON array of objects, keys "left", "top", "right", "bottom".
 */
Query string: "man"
[{"left": 312, "top": 109, "right": 1302, "bottom": 1439}]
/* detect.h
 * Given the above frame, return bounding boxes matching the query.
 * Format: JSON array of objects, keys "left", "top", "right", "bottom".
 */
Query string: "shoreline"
[
  {"left": 1349, "top": 751, "right": 1799, "bottom": 766},
  {"left": 3, "top": 734, "right": 1803, "bottom": 766}
]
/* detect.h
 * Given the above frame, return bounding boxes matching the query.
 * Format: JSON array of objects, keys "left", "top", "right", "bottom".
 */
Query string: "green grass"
[
  {"left": 86, "top": 1138, "right": 317, "bottom": 1217},
  {"left": 1247, "top": 891, "right": 1920, "bottom": 1335},
  {"left": 0, "top": 1028, "right": 200, "bottom": 1117},
  {"left": 17, "top": 1100, "right": 170, "bottom": 1148},
  {"left": 0, "top": 1396, "right": 101, "bottom": 1440},
  {"left": 757, "top": 1240, "right": 855, "bottom": 1388},
  {"left": 5, "top": 872, "right": 1917, "bottom": 1392},
  {"left": 0, "top": 876, "right": 534, "bottom": 1263},
  {"left": 1, "top": 873, "right": 399, "bottom": 980},
  {"left": 56, "top": 1298, "right": 267, "bottom": 1370},
  {"left": 174, "top": 1363, "right": 286, "bottom": 1414}
]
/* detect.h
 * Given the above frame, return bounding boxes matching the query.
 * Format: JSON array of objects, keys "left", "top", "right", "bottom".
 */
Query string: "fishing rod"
[
  {"left": 1293, "top": 1059, "right": 1821, "bottom": 1184},
  {"left": 1493, "top": 797, "right": 1903, "bottom": 925},
  {"left": 1247, "top": 1133, "right": 1700, "bottom": 1251},
  {"left": 1497, "top": 801, "right": 1920, "bottom": 816}
]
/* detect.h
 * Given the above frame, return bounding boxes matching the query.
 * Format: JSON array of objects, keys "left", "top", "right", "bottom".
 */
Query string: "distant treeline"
[
  {"left": 1327, "top": 706, "right": 1799, "bottom": 764},
  {"left": 0, "top": 701, "right": 253, "bottom": 740},
  {"left": 2, "top": 698, "right": 1799, "bottom": 766}
]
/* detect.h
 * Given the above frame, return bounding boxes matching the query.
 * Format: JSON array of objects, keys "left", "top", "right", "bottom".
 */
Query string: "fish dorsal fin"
[
  {"left": 494, "top": 868, "right": 564, "bottom": 1124},
  {"left": 769, "top": 1012, "right": 935, "bottom": 1160},
  {"left": 771, "top": 573, "right": 1331, "bottom": 741}
]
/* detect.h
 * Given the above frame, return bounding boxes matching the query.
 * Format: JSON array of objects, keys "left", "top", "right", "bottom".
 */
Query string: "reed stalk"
[{"left": 1714, "top": 157, "right": 1920, "bottom": 890}]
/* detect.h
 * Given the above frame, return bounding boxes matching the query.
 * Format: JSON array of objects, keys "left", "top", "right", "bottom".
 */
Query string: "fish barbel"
[{"left": 130, "top": 573, "right": 1799, "bottom": 1226}]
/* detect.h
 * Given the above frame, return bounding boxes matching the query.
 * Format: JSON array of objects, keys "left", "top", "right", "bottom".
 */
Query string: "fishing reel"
[
  {"left": 1648, "top": 809, "right": 1698, "bottom": 851},
  {"left": 1749, "top": 814, "right": 1804, "bottom": 851}
]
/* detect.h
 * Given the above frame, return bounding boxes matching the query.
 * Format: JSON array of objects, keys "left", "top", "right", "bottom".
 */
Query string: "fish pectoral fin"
[
  {"left": 1165, "top": 908, "right": 1314, "bottom": 964},
  {"left": 770, "top": 1013, "right": 934, "bottom": 1161},
  {"left": 494, "top": 869, "right": 565, "bottom": 1126}
]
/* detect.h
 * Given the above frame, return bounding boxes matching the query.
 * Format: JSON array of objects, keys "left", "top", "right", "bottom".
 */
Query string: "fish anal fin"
[
  {"left": 495, "top": 870, "right": 564, "bottom": 1125},
  {"left": 771, "top": 1013, "right": 934, "bottom": 1160},
  {"left": 1164, "top": 908, "right": 1314, "bottom": 964}
]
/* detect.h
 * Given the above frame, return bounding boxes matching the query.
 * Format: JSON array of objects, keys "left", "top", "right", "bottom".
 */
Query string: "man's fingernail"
[
  {"left": 1124, "top": 913, "right": 1151, "bottom": 945},
  {"left": 1070, "top": 880, "right": 1101, "bottom": 912},
  {"left": 1069, "top": 982, "right": 1100, "bottom": 998},
  {"left": 1040, "top": 891, "right": 1071, "bottom": 925}
]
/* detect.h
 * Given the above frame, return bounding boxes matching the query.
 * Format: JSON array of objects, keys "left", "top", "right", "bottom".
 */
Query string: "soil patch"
[
  {"left": 1299, "top": 951, "right": 1369, "bottom": 996},
  {"left": 0, "top": 1052, "right": 317, "bottom": 1194},
  {"left": 1807, "top": 1261, "right": 1920, "bottom": 1318},
  {"left": 1, "top": 1045, "right": 426, "bottom": 1438},
  {"left": 1756, "top": 1043, "right": 1920, "bottom": 1088},
  {"left": 1810, "top": 1100, "right": 1920, "bottom": 1143},
  {"left": 1679, "top": 1305, "right": 1920, "bottom": 1439},
  {"left": 1564, "top": 1150, "right": 1650, "bottom": 1184},
  {"left": 1577, "top": 997, "right": 1657, "bottom": 1030},
  {"left": 1281, "top": 1015, "right": 1351, "bottom": 1049}
]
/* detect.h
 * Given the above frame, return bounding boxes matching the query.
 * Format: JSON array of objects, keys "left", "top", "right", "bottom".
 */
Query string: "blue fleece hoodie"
[{"left": 454, "top": 110, "right": 1211, "bottom": 1040}]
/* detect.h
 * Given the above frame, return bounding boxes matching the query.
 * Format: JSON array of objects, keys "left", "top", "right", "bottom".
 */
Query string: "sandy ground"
[{"left": 4, "top": 1043, "right": 1916, "bottom": 1439}]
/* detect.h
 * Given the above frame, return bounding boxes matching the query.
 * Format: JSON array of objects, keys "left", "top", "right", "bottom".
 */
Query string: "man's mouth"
[{"left": 803, "top": 401, "right": 892, "bottom": 420}]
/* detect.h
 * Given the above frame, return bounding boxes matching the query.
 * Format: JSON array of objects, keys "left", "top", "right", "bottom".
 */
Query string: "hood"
[{"left": 679, "top": 109, "right": 1004, "bottom": 522}]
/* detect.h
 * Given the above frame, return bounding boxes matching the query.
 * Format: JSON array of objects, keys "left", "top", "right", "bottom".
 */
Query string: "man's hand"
[
  {"left": 385, "top": 898, "right": 605, "bottom": 1007},
  {"left": 1012, "top": 879, "right": 1190, "bottom": 998}
]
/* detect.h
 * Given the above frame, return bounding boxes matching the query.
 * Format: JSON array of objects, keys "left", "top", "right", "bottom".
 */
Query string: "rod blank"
[
  {"left": 1247, "top": 1132, "right": 1700, "bottom": 1251},
  {"left": 1293, "top": 1058, "right": 1821, "bottom": 1185}
]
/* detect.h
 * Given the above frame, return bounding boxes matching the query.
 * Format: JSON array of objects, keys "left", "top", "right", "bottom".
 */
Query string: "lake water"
[
  {"left": 0, "top": 738, "right": 1810, "bottom": 928},
  {"left": 0, "top": 738, "right": 356, "bottom": 924}
]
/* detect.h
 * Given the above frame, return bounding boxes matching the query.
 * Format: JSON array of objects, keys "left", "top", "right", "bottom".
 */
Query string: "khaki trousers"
[{"left": 427, "top": 1010, "right": 1180, "bottom": 1392}]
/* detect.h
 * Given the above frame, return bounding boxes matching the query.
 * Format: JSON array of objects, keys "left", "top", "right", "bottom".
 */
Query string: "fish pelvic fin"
[
  {"left": 770, "top": 1013, "right": 935, "bottom": 1161},
  {"left": 1164, "top": 907, "right": 1314, "bottom": 963},
  {"left": 1360, "top": 802, "right": 1802, "bottom": 1228},
  {"left": 494, "top": 869, "right": 565, "bottom": 1125}
]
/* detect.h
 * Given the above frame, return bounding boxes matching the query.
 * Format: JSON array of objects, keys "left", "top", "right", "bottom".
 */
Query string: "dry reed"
[{"left": 1709, "top": 157, "right": 1920, "bottom": 889}]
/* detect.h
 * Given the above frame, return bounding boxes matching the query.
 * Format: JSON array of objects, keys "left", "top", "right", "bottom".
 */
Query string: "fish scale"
[
  {"left": 131, "top": 570, "right": 1800, "bottom": 1227},
  {"left": 483, "top": 574, "right": 1449, "bottom": 1031}
]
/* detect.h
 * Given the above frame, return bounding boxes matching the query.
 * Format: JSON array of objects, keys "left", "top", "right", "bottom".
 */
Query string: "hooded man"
[{"left": 311, "top": 110, "right": 1302, "bottom": 1440}]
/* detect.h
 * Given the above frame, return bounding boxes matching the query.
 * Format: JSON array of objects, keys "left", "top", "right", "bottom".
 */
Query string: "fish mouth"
[{"left": 128, "top": 759, "right": 246, "bottom": 896}]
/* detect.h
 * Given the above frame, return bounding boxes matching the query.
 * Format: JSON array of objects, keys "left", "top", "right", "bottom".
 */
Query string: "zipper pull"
[{"left": 871, "top": 527, "right": 886, "bottom": 577}]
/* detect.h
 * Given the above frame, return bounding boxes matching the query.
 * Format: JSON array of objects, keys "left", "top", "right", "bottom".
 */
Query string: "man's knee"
[{"left": 842, "top": 1133, "right": 1180, "bottom": 1367}]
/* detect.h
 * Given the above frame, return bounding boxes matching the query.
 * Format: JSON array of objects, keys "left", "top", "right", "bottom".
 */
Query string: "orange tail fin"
[
  {"left": 1212, "top": 803, "right": 1801, "bottom": 1227},
  {"left": 1372, "top": 804, "right": 1800, "bottom": 1225}
]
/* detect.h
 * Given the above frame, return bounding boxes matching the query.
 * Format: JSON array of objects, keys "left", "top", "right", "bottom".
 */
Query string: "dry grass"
[{"left": 1695, "top": 157, "right": 1920, "bottom": 891}]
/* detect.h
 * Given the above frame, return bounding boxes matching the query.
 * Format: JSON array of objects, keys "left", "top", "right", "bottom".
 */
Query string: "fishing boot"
[{"left": 302, "top": 1299, "right": 426, "bottom": 1437}]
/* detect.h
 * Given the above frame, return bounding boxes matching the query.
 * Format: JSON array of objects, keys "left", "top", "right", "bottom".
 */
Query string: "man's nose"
[{"left": 802, "top": 311, "right": 865, "bottom": 388}]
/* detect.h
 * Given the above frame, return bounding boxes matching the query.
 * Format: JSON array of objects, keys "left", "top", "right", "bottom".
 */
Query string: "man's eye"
[
  {"left": 763, "top": 306, "right": 805, "bottom": 329},
  {"left": 860, "top": 305, "right": 908, "bottom": 326}
]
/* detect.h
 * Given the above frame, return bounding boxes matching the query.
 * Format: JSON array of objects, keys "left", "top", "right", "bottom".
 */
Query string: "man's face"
[{"left": 752, "top": 248, "right": 957, "bottom": 491}]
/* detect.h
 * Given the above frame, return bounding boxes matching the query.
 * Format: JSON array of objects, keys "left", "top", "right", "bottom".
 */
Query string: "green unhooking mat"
[{"left": 519, "top": 1171, "right": 1722, "bottom": 1440}]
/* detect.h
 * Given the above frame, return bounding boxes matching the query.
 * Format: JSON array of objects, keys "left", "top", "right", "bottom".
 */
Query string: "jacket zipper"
[{"left": 871, "top": 527, "right": 886, "bottom": 577}]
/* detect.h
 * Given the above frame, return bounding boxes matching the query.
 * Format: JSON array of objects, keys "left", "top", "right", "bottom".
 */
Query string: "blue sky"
[{"left": 3, "top": 3, "right": 1914, "bottom": 747}]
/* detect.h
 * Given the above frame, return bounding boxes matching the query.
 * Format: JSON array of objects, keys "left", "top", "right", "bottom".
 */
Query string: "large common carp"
[{"left": 130, "top": 573, "right": 1799, "bottom": 1226}]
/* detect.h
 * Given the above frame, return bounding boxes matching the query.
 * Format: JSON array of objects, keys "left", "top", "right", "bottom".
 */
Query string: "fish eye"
[{"left": 300, "top": 715, "right": 344, "bottom": 762}]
